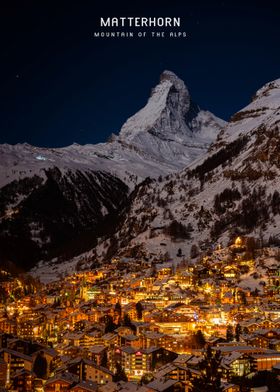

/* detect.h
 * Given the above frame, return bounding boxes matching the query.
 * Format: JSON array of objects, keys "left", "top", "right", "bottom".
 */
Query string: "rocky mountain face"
[
  {"left": 96, "top": 78, "right": 280, "bottom": 263},
  {"left": 116, "top": 70, "right": 226, "bottom": 171},
  {"left": 0, "top": 71, "right": 225, "bottom": 270}
]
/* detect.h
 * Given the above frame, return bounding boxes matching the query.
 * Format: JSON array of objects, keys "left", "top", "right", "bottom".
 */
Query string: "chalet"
[
  {"left": 221, "top": 382, "right": 240, "bottom": 392},
  {"left": 101, "top": 332, "right": 118, "bottom": 348},
  {"left": 0, "top": 358, "right": 7, "bottom": 386},
  {"left": 87, "top": 345, "right": 107, "bottom": 365},
  {"left": 250, "top": 352, "right": 280, "bottom": 372},
  {"left": 142, "top": 331, "right": 167, "bottom": 348},
  {"left": 10, "top": 369, "right": 36, "bottom": 392},
  {"left": 221, "top": 351, "right": 252, "bottom": 377},
  {"left": 222, "top": 265, "right": 239, "bottom": 279},
  {"left": 246, "top": 328, "right": 280, "bottom": 349},
  {"left": 116, "top": 346, "right": 178, "bottom": 381},
  {"left": 147, "top": 378, "right": 183, "bottom": 392},
  {"left": 32, "top": 347, "right": 59, "bottom": 378},
  {"left": 154, "top": 361, "right": 190, "bottom": 382},
  {"left": 44, "top": 372, "right": 79, "bottom": 392},
  {"left": 60, "top": 357, "right": 113, "bottom": 385},
  {"left": 121, "top": 334, "right": 140, "bottom": 348},
  {"left": 1, "top": 348, "right": 33, "bottom": 384},
  {"left": 0, "top": 318, "right": 17, "bottom": 334},
  {"left": 70, "top": 380, "right": 98, "bottom": 391}
]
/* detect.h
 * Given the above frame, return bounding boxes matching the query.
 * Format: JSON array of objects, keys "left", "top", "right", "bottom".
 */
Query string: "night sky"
[{"left": 1, "top": 0, "right": 280, "bottom": 147}]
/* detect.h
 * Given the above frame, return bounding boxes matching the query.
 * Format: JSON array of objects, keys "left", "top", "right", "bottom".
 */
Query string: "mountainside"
[
  {"left": 0, "top": 167, "right": 128, "bottom": 270},
  {"left": 0, "top": 71, "right": 225, "bottom": 269},
  {"left": 95, "top": 78, "right": 280, "bottom": 264}
]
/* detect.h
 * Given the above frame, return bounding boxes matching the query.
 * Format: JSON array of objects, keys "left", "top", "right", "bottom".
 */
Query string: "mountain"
[
  {"left": 94, "top": 78, "right": 280, "bottom": 264},
  {"left": 0, "top": 71, "right": 225, "bottom": 269},
  {"left": 115, "top": 70, "right": 226, "bottom": 173},
  {"left": 0, "top": 71, "right": 225, "bottom": 188}
]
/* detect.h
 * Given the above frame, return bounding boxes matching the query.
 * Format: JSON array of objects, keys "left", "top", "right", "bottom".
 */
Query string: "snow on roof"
[
  {"left": 147, "top": 378, "right": 179, "bottom": 391},
  {"left": 154, "top": 362, "right": 177, "bottom": 378},
  {"left": 88, "top": 345, "right": 106, "bottom": 354},
  {"left": 222, "top": 351, "right": 244, "bottom": 365},
  {"left": 71, "top": 381, "right": 98, "bottom": 391}
]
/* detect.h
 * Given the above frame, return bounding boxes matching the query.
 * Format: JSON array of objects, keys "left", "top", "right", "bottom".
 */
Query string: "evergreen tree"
[
  {"left": 164, "top": 220, "right": 191, "bottom": 239},
  {"left": 196, "top": 330, "right": 206, "bottom": 348},
  {"left": 190, "top": 346, "right": 223, "bottom": 392},
  {"left": 113, "top": 362, "right": 128, "bottom": 382},
  {"left": 136, "top": 302, "right": 143, "bottom": 320},
  {"left": 230, "top": 375, "right": 251, "bottom": 392},
  {"left": 123, "top": 313, "right": 132, "bottom": 327},
  {"left": 238, "top": 290, "right": 247, "bottom": 305},
  {"left": 243, "top": 327, "right": 249, "bottom": 335},
  {"left": 123, "top": 313, "right": 136, "bottom": 332},
  {"left": 264, "top": 370, "right": 280, "bottom": 392},
  {"left": 235, "top": 323, "right": 242, "bottom": 342},
  {"left": 33, "top": 351, "right": 48, "bottom": 379},
  {"left": 190, "top": 244, "right": 199, "bottom": 259},
  {"left": 100, "top": 352, "right": 108, "bottom": 368},
  {"left": 226, "top": 325, "right": 234, "bottom": 342},
  {"left": 252, "top": 288, "right": 260, "bottom": 297},
  {"left": 190, "top": 330, "right": 206, "bottom": 349},
  {"left": 49, "top": 360, "right": 56, "bottom": 375},
  {"left": 140, "top": 372, "right": 154, "bottom": 385},
  {"left": 103, "top": 315, "right": 117, "bottom": 333},
  {"left": 177, "top": 248, "right": 182, "bottom": 257},
  {"left": 150, "top": 264, "right": 157, "bottom": 277},
  {"left": 115, "top": 301, "right": 122, "bottom": 317},
  {"left": 246, "top": 237, "right": 256, "bottom": 257}
]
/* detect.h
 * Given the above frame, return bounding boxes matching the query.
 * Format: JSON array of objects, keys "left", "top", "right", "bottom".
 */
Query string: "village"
[{"left": 1, "top": 237, "right": 280, "bottom": 391}]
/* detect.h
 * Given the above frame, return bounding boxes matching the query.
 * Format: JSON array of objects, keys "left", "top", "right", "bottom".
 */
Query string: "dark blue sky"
[{"left": 1, "top": 0, "right": 280, "bottom": 147}]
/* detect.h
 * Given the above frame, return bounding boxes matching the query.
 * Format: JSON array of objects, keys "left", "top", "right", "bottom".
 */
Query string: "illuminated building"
[
  {"left": 2, "top": 349, "right": 33, "bottom": 386},
  {"left": 0, "top": 358, "right": 7, "bottom": 387},
  {"left": 115, "top": 346, "right": 177, "bottom": 381},
  {"left": 61, "top": 358, "right": 113, "bottom": 385},
  {"left": 234, "top": 237, "right": 242, "bottom": 247},
  {"left": 44, "top": 373, "right": 79, "bottom": 392}
]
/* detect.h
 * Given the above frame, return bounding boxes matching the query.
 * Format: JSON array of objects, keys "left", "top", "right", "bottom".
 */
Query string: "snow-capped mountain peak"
[
  {"left": 0, "top": 71, "right": 226, "bottom": 189},
  {"left": 119, "top": 70, "right": 225, "bottom": 145},
  {"left": 217, "top": 78, "right": 280, "bottom": 144},
  {"left": 252, "top": 78, "right": 280, "bottom": 104}
]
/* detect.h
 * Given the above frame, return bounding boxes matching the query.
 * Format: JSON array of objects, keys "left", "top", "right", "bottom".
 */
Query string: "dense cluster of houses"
[{"left": 1, "top": 238, "right": 280, "bottom": 390}]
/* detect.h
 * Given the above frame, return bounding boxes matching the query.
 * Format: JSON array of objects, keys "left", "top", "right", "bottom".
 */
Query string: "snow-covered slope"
[
  {"left": 96, "top": 77, "right": 280, "bottom": 264},
  {"left": 218, "top": 78, "right": 280, "bottom": 143},
  {"left": 0, "top": 71, "right": 225, "bottom": 189}
]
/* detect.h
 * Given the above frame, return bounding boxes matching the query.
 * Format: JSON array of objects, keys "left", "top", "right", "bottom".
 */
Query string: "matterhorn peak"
[
  {"left": 160, "top": 69, "right": 178, "bottom": 80},
  {"left": 118, "top": 70, "right": 224, "bottom": 146},
  {"left": 160, "top": 69, "right": 188, "bottom": 90},
  {"left": 159, "top": 70, "right": 190, "bottom": 116},
  {"left": 118, "top": 70, "right": 192, "bottom": 142},
  {"left": 160, "top": 69, "right": 189, "bottom": 93}
]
